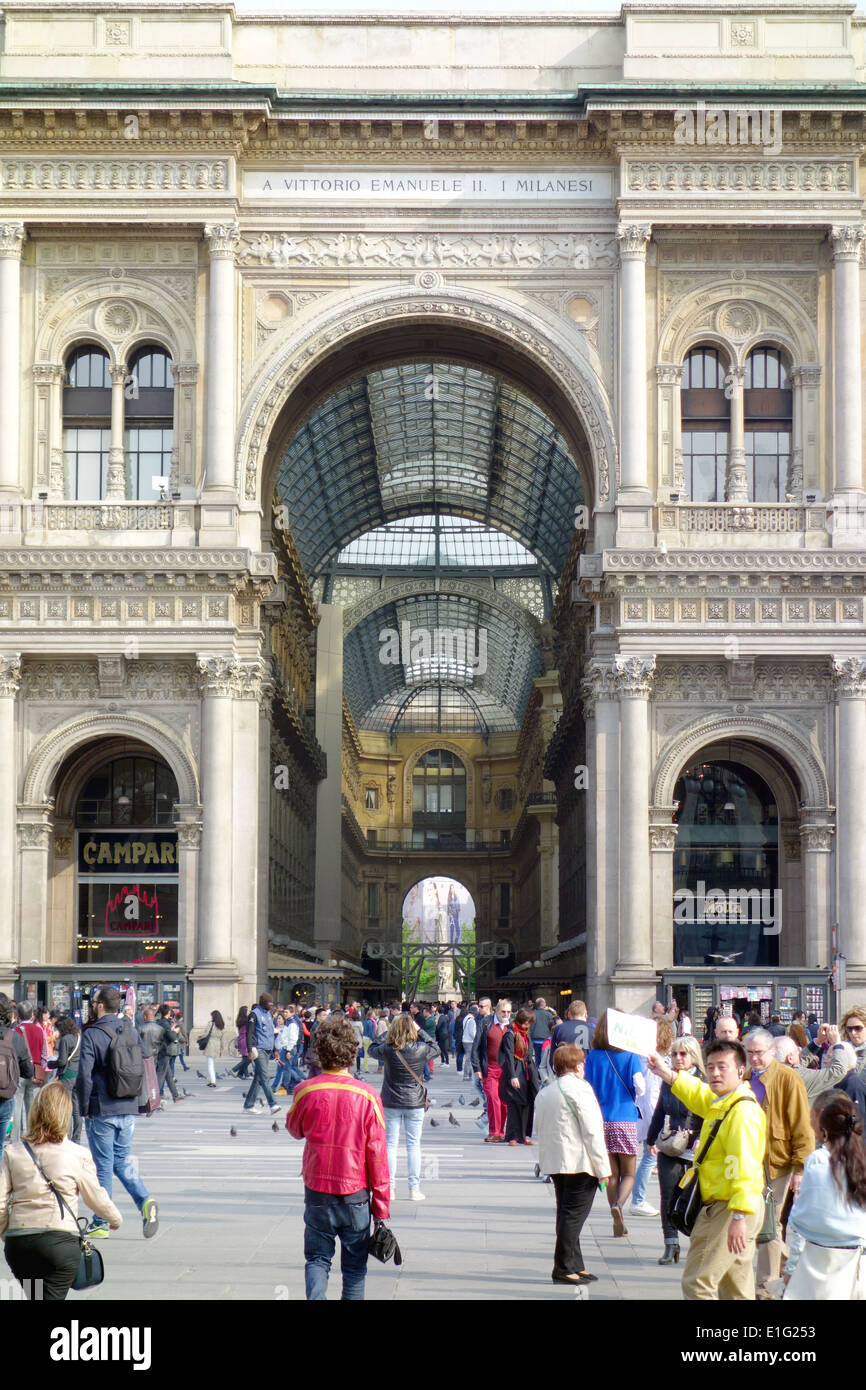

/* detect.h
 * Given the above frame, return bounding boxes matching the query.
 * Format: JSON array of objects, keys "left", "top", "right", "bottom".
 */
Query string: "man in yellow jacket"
[{"left": 648, "top": 1039, "right": 767, "bottom": 1300}]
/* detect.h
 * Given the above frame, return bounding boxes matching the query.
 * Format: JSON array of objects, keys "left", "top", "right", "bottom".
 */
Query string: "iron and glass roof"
[{"left": 276, "top": 361, "right": 583, "bottom": 579}]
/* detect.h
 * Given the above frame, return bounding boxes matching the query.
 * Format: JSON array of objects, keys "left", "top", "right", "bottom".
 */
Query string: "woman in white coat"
[
  {"left": 783, "top": 1091, "right": 866, "bottom": 1300},
  {"left": 534, "top": 1042, "right": 611, "bottom": 1286}
]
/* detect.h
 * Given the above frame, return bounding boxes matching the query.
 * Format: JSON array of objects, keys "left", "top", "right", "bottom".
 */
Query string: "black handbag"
[
  {"left": 368, "top": 1218, "right": 402, "bottom": 1266},
  {"left": 197, "top": 1022, "right": 215, "bottom": 1052},
  {"left": 22, "top": 1142, "right": 105, "bottom": 1290},
  {"left": 667, "top": 1096, "right": 754, "bottom": 1238}
]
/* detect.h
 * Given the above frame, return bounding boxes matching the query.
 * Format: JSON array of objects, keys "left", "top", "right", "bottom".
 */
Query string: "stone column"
[
  {"left": 32, "top": 363, "right": 64, "bottom": 499},
  {"left": 582, "top": 660, "right": 619, "bottom": 1016},
  {"left": 830, "top": 226, "right": 865, "bottom": 495},
  {"left": 0, "top": 223, "right": 25, "bottom": 496},
  {"left": 656, "top": 363, "right": 685, "bottom": 495},
  {"left": 314, "top": 605, "right": 344, "bottom": 949},
  {"left": 0, "top": 655, "right": 21, "bottom": 987},
  {"left": 231, "top": 660, "right": 265, "bottom": 996},
  {"left": 173, "top": 804, "right": 203, "bottom": 985},
  {"left": 725, "top": 365, "right": 748, "bottom": 503},
  {"left": 832, "top": 656, "right": 866, "bottom": 975},
  {"left": 788, "top": 365, "right": 821, "bottom": 500},
  {"left": 613, "top": 656, "right": 656, "bottom": 974},
  {"left": 106, "top": 362, "right": 128, "bottom": 500},
  {"left": 172, "top": 361, "right": 199, "bottom": 491},
  {"left": 799, "top": 807, "right": 835, "bottom": 970},
  {"left": 202, "top": 224, "right": 239, "bottom": 495},
  {"left": 195, "top": 655, "right": 241, "bottom": 968},
  {"left": 650, "top": 804, "right": 680, "bottom": 972},
  {"left": 615, "top": 224, "right": 654, "bottom": 546},
  {"left": 256, "top": 673, "right": 275, "bottom": 1002},
  {"left": 18, "top": 800, "right": 53, "bottom": 969}
]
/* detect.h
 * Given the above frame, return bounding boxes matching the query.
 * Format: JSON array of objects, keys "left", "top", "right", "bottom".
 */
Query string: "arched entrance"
[{"left": 401, "top": 875, "right": 477, "bottom": 1000}]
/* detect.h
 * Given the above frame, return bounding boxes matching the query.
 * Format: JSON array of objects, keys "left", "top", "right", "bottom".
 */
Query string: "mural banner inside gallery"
[
  {"left": 243, "top": 169, "right": 614, "bottom": 203},
  {"left": 402, "top": 877, "right": 476, "bottom": 945}
]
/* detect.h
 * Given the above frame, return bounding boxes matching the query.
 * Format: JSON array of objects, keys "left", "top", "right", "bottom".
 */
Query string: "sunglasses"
[{"left": 847, "top": 1024, "right": 865, "bottom": 1033}]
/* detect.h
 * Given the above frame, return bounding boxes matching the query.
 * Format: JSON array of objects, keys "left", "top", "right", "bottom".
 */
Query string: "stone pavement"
[{"left": 71, "top": 1057, "right": 683, "bottom": 1302}]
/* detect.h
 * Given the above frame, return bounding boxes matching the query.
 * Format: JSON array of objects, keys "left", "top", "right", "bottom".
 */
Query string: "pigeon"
[
  {"left": 429, "top": 1117, "right": 440, "bottom": 1127},
  {"left": 272, "top": 1121, "right": 279, "bottom": 1132},
  {"left": 230, "top": 1126, "right": 237, "bottom": 1137},
  {"left": 469, "top": 1099, "right": 481, "bottom": 1108},
  {"left": 449, "top": 1112, "right": 460, "bottom": 1127},
  {"left": 196, "top": 1070, "right": 205, "bottom": 1079},
  {"left": 458, "top": 1094, "right": 466, "bottom": 1106}
]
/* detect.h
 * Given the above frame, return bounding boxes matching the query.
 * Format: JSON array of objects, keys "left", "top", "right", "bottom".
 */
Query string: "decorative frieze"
[
  {"left": 626, "top": 160, "right": 855, "bottom": 195},
  {"left": 0, "top": 159, "right": 230, "bottom": 194},
  {"left": 237, "top": 230, "right": 618, "bottom": 270}
]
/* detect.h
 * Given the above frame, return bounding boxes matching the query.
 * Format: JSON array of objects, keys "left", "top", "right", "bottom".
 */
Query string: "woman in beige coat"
[
  {"left": 1, "top": 1082, "right": 122, "bottom": 1300},
  {"left": 534, "top": 1043, "right": 611, "bottom": 1286}
]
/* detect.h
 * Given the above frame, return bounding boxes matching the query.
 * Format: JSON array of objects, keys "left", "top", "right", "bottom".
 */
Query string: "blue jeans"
[
  {"left": 384, "top": 1106, "right": 424, "bottom": 1191},
  {"left": 244, "top": 1053, "right": 276, "bottom": 1110},
  {"left": 303, "top": 1189, "right": 370, "bottom": 1300},
  {"left": 0, "top": 1096, "right": 13, "bottom": 1161},
  {"left": 631, "top": 1141, "right": 656, "bottom": 1206},
  {"left": 85, "top": 1114, "right": 150, "bottom": 1229}
]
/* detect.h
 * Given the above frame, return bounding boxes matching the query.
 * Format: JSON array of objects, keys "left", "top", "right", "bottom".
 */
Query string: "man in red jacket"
[{"left": 287, "top": 1015, "right": 390, "bottom": 1300}]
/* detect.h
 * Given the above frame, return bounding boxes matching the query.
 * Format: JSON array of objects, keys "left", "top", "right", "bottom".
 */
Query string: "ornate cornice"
[
  {"left": 1, "top": 158, "right": 230, "bottom": 196},
  {"left": 831, "top": 655, "right": 866, "bottom": 697}
]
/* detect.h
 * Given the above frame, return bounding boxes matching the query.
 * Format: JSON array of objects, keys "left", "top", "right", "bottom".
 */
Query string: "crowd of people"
[{"left": 1, "top": 984, "right": 865, "bottom": 1303}]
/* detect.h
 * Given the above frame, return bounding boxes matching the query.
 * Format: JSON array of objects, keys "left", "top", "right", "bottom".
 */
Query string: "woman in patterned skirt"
[{"left": 584, "top": 1013, "right": 646, "bottom": 1237}]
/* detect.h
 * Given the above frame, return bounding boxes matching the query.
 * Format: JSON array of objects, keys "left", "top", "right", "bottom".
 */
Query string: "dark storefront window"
[{"left": 673, "top": 760, "right": 779, "bottom": 968}]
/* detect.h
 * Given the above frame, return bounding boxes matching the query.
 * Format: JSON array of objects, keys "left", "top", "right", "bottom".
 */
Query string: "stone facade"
[{"left": 1, "top": 2, "right": 865, "bottom": 1025}]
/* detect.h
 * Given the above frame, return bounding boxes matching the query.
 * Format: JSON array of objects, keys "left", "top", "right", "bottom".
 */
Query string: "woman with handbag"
[
  {"left": 369, "top": 1013, "right": 438, "bottom": 1202},
  {"left": 45, "top": 1016, "right": 82, "bottom": 1143},
  {"left": 534, "top": 1044, "right": 611, "bottom": 1285},
  {"left": 0, "top": 1082, "right": 121, "bottom": 1300},
  {"left": 584, "top": 1012, "right": 646, "bottom": 1237},
  {"left": 499, "top": 1007, "right": 541, "bottom": 1145},
  {"left": 200, "top": 1010, "right": 226, "bottom": 1087},
  {"left": 646, "top": 1034, "right": 705, "bottom": 1265}
]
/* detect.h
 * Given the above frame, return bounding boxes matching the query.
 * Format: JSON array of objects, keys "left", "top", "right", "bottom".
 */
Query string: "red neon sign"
[{"left": 104, "top": 883, "right": 159, "bottom": 935}]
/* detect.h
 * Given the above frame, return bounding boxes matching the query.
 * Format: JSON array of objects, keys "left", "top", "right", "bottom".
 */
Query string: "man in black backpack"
[
  {"left": 76, "top": 985, "right": 159, "bottom": 1240},
  {"left": 0, "top": 994, "right": 33, "bottom": 1158}
]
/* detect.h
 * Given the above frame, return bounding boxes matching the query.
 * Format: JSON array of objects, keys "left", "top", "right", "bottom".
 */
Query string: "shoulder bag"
[
  {"left": 197, "top": 1022, "right": 215, "bottom": 1052},
  {"left": 394, "top": 1046, "right": 430, "bottom": 1112},
  {"left": 60, "top": 1034, "right": 81, "bottom": 1083},
  {"left": 668, "top": 1095, "right": 755, "bottom": 1238},
  {"left": 21, "top": 1141, "right": 105, "bottom": 1290},
  {"left": 756, "top": 1164, "right": 777, "bottom": 1247}
]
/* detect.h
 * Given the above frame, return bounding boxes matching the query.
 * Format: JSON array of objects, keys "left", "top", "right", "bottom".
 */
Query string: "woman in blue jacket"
[{"left": 584, "top": 1013, "right": 646, "bottom": 1238}]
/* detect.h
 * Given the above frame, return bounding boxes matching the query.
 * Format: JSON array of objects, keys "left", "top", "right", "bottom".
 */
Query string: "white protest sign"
[{"left": 605, "top": 1007, "right": 658, "bottom": 1058}]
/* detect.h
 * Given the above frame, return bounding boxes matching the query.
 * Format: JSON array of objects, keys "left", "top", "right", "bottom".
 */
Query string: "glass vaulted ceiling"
[
  {"left": 276, "top": 361, "right": 584, "bottom": 737},
  {"left": 277, "top": 362, "right": 583, "bottom": 578}
]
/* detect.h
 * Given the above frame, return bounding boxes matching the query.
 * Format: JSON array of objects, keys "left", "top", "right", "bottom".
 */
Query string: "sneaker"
[
  {"left": 87, "top": 1223, "right": 110, "bottom": 1239},
  {"left": 142, "top": 1199, "right": 159, "bottom": 1239},
  {"left": 475, "top": 1116, "right": 488, "bottom": 1132},
  {"left": 629, "top": 1201, "right": 659, "bottom": 1217},
  {"left": 269, "top": 1105, "right": 283, "bottom": 1116},
  {"left": 409, "top": 1189, "right": 426, "bottom": 1202}
]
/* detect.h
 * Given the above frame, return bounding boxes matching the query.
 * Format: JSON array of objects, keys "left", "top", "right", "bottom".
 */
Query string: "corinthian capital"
[
  {"left": 831, "top": 655, "right": 866, "bottom": 697},
  {"left": 196, "top": 654, "right": 245, "bottom": 697},
  {"left": 611, "top": 654, "right": 656, "bottom": 698},
  {"left": 0, "top": 223, "right": 26, "bottom": 259},
  {"left": 616, "top": 223, "right": 652, "bottom": 260},
  {"left": 204, "top": 222, "right": 240, "bottom": 259},
  {"left": 830, "top": 224, "right": 865, "bottom": 261},
  {"left": 0, "top": 653, "right": 22, "bottom": 696}
]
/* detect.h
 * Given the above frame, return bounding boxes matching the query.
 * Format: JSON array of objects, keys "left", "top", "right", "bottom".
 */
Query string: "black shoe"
[
  {"left": 551, "top": 1272, "right": 584, "bottom": 1285},
  {"left": 658, "top": 1240, "right": 680, "bottom": 1265}
]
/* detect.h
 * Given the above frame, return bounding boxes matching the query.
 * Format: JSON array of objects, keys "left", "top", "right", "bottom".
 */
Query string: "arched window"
[
  {"left": 672, "top": 760, "right": 779, "bottom": 969},
  {"left": 125, "top": 346, "right": 174, "bottom": 500},
  {"left": 680, "top": 347, "right": 730, "bottom": 502},
  {"left": 412, "top": 749, "right": 467, "bottom": 849},
  {"left": 744, "top": 347, "right": 792, "bottom": 502},
  {"left": 75, "top": 754, "right": 180, "bottom": 967},
  {"left": 63, "top": 346, "right": 111, "bottom": 499}
]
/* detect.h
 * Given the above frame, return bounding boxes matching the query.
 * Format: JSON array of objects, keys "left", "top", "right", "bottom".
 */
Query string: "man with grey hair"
[
  {"left": 714, "top": 1015, "right": 740, "bottom": 1043},
  {"left": 744, "top": 1027, "right": 813, "bottom": 1295}
]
